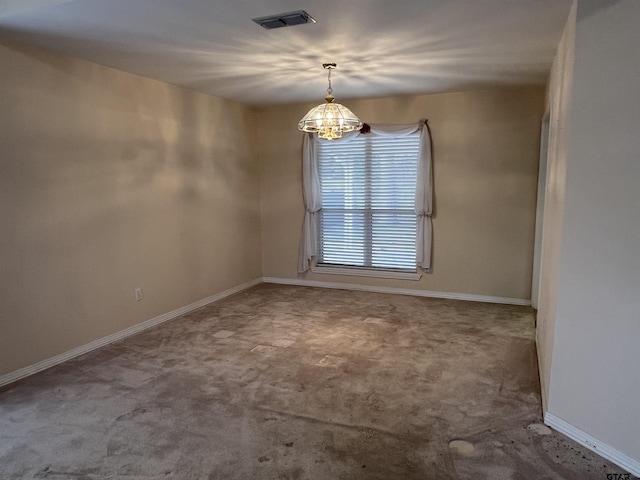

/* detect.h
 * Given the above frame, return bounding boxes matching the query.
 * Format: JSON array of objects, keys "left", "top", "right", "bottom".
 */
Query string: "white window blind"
[{"left": 317, "top": 133, "right": 420, "bottom": 271}]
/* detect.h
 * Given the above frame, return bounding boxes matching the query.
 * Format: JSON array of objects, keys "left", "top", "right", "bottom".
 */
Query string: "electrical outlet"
[{"left": 135, "top": 288, "right": 143, "bottom": 301}]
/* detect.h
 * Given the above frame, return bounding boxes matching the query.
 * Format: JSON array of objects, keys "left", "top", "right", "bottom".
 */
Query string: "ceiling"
[{"left": 0, "top": 0, "right": 572, "bottom": 105}]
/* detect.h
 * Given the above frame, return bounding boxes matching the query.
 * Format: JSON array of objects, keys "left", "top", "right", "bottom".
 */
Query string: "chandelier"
[{"left": 297, "top": 63, "right": 363, "bottom": 140}]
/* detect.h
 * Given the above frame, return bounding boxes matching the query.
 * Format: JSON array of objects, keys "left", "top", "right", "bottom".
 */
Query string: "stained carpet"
[{"left": 0, "top": 284, "right": 631, "bottom": 479}]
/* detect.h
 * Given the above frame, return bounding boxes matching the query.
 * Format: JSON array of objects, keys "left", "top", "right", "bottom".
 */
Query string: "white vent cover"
[{"left": 252, "top": 10, "right": 316, "bottom": 30}]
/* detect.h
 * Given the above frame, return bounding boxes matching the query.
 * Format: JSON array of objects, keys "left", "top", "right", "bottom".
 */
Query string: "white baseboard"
[
  {"left": 545, "top": 412, "right": 640, "bottom": 477},
  {"left": 263, "top": 277, "right": 530, "bottom": 306},
  {"left": 1, "top": 276, "right": 528, "bottom": 388},
  {"left": 0, "top": 278, "right": 262, "bottom": 388}
]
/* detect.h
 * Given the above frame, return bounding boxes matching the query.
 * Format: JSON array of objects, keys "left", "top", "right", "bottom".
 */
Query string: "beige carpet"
[{"left": 0, "top": 284, "right": 630, "bottom": 479}]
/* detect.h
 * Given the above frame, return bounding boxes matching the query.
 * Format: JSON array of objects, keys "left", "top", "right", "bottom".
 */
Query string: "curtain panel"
[
  {"left": 297, "top": 133, "right": 322, "bottom": 273},
  {"left": 297, "top": 122, "right": 433, "bottom": 273}
]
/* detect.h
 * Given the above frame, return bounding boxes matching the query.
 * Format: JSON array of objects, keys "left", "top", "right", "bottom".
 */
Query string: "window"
[
  {"left": 316, "top": 132, "right": 420, "bottom": 272},
  {"left": 298, "top": 123, "right": 432, "bottom": 276}
]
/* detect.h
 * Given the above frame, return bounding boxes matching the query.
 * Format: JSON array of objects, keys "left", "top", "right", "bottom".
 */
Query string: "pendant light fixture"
[{"left": 297, "top": 63, "right": 362, "bottom": 140}]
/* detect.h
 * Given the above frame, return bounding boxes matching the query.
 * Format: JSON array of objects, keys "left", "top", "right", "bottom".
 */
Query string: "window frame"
[{"left": 313, "top": 131, "right": 422, "bottom": 280}]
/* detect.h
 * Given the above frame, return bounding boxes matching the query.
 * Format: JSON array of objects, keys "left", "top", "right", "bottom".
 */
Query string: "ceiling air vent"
[{"left": 252, "top": 10, "right": 316, "bottom": 30}]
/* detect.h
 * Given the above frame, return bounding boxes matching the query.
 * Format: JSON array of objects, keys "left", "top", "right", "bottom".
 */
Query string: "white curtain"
[
  {"left": 297, "top": 122, "right": 433, "bottom": 272},
  {"left": 298, "top": 133, "right": 322, "bottom": 273},
  {"left": 415, "top": 121, "right": 433, "bottom": 270}
]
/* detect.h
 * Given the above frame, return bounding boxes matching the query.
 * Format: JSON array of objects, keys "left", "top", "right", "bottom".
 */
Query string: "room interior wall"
[
  {"left": 258, "top": 87, "right": 545, "bottom": 301},
  {"left": 546, "top": 0, "right": 640, "bottom": 465},
  {"left": 0, "top": 40, "right": 262, "bottom": 376},
  {"left": 536, "top": 0, "right": 576, "bottom": 413}
]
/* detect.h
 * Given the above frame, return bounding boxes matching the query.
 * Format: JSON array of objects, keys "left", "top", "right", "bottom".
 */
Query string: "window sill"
[{"left": 311, "top": 265, "right": 422, "bottom": 281}]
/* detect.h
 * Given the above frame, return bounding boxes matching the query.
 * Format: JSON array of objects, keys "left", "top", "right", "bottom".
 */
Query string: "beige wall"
[
  {"left": 259, "top": 87, "right": 545, "bottom": 300},
  {"left": 544, "top": 0, "right": 640, "bottom": 464},
  {"left": 0, "top": 43, "right": 546, "bottom": 378},
  {"left": 536, "top": 1, "right": 576, "bottom": 412},
  {"left": 0, "top": 41, "right": 262, "bottom": 376}
]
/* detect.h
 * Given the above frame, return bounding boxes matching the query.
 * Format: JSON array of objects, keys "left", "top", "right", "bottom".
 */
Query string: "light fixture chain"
[{"left": 297, "top": 62, "right": 362, "bottom": 139}]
